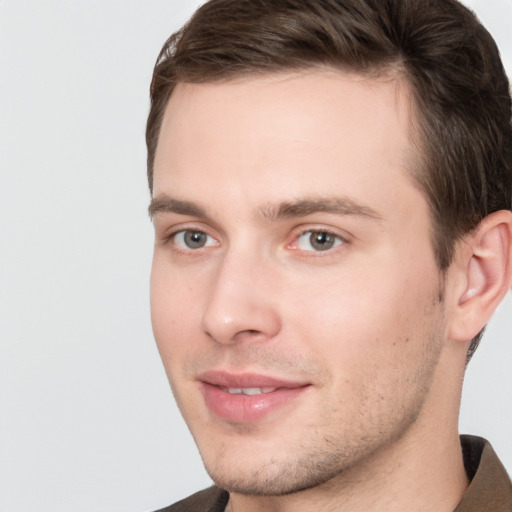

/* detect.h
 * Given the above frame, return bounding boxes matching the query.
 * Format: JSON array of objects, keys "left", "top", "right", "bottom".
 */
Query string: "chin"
[
  {"left": 198, "top": 437, "right": 360, "bottom": 496},
  {"left": 205, "top": 462, "right": 341, "bottom": 496}
]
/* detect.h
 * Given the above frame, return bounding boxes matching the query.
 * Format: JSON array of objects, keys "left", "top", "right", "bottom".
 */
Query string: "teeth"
[
  {"left": 242, "top": 387, "right": 271, "bottom": 396},
  {"left": 225, "top": 387, "right": 276, "bottom": 395}
]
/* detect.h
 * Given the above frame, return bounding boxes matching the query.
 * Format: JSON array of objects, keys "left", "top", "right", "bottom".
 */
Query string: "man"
[{"left": 146, "top": 0, "right": 512, "bottom": 510}]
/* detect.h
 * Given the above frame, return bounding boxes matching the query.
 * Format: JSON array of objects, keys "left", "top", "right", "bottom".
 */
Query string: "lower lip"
[{"left": 201, "top": 383, "right": 308, "bottom": 423}]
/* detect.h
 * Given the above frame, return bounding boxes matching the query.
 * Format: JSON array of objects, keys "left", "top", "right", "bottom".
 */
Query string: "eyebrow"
[
  {"left": 148, "top": 194, "right": 383, "bottom": 222},
  {"left": 262, "top": 197, "right": 383, "bottom": 222},
  {"left": 149, "top": 196, "right": 208, "bottom": 219}
]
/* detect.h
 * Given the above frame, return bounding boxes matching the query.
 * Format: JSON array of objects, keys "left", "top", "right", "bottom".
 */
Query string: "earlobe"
[{"left": 448, "top": 210, "right": 512, "bottom": 343}]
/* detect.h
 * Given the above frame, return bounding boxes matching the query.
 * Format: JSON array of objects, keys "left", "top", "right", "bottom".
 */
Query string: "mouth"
[{"left": 198, "top": 370, "right": 310, "bottom": 423}]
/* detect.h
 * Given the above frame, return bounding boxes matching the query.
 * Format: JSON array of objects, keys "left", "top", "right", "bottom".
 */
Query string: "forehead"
[{"left": 153, "top": 69, "right": 421, "bottom": 221}]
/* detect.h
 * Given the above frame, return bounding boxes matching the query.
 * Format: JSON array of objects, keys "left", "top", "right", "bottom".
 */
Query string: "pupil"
[
  {"left": 185, "top": 231, "right": 206, "bottom": 248},
  {"left": 310, "top": 232, "right": 334, "bottom": 251}
]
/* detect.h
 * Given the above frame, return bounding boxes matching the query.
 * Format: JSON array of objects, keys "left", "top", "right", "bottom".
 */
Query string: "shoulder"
[{"left": 152, "top": 486, "right": 229, "bottom": 512}]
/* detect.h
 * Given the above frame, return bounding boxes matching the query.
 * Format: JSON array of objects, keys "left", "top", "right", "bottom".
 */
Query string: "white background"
[{"left": 0, "top": 1, "right": 511, "bottom": 511}]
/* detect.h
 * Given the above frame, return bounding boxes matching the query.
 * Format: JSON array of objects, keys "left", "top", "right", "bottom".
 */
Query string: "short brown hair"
[{"left": 146, "top": 0, "right": 512, "bottom": 355}]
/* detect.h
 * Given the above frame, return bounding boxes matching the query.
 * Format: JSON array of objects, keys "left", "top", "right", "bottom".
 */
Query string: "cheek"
[
  {"left": 283, "top": 261, "right": 441, "bottom": 373},
  {"left": 150, "top": 259, "right": 202, "bottom": 363}
]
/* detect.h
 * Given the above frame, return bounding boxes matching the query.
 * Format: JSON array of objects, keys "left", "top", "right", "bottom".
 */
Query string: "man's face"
[{"left": 150, "top": 70, "right": 448, "bottom": 495}]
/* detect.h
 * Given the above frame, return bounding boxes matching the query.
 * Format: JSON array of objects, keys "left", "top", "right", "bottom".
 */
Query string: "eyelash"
[
  {"left": 161, "top": 226, "right": 349, "bottom": 255},
  {"left": 163, "top": 227, "right": 216, "bottom": 252},
  {"left": 289, "top": 228, "right": 348, "bottom": 254}
]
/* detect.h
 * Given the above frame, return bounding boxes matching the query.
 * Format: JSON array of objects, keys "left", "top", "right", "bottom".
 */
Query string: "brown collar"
[{"left": 454, "top": 435, "right": 512, "bottom": 511}]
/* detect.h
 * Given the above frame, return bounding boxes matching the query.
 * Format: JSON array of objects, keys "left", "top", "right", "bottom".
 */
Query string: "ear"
[{"left": 447, "top": 210, "right": 512, "bottom": 343}]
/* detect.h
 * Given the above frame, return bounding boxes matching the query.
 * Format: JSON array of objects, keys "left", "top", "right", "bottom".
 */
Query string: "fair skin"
[{"left": 150, "top": 69, "right": 512, "bottom": 512}]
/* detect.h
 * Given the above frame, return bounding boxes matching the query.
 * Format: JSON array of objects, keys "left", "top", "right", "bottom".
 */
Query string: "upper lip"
[{"left": 198, "top": 370, "right": 309, "bottom": 389}]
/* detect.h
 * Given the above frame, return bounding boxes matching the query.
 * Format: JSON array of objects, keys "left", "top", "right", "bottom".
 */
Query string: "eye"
[
  {"left": 296, "top": 231, "right": 344, "bottom": 252},
  {"left": 173, "top": 230, "right": 216, "bottom": 250}
]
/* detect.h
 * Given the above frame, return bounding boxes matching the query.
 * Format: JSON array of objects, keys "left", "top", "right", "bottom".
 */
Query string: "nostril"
[{"left": 232, "top": 329, "right": 270, "bottom": 344}]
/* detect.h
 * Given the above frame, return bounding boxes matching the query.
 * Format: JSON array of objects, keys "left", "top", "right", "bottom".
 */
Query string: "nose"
[{"left": 201, "top": 252, "right": 282, "bottom": 345}]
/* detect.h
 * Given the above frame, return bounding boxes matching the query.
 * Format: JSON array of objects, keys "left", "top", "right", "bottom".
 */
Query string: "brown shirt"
[{"left": 156, "top": 436, "right": 512, "bottom": 512}]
